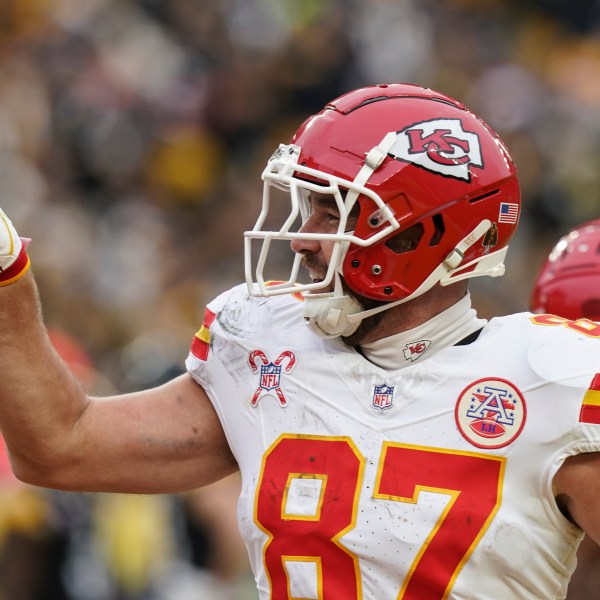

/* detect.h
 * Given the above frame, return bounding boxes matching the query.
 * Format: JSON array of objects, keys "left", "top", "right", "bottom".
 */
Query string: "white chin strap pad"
[
  {"left": 302, "top": 272, "right": 364, "bottom": 338},
  {"left": 303, "top": 293, "right": 364, "bottom": 338}
]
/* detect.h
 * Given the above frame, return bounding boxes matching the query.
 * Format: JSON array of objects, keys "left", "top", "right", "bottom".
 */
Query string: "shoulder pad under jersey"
[{"left": 526, "top": 313, "right": 600, "bottom": 389}]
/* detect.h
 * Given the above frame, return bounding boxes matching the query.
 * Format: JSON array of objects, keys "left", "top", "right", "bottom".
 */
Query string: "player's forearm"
[{"left": 0, "top": 271, "right": 90, "bottom": 479}]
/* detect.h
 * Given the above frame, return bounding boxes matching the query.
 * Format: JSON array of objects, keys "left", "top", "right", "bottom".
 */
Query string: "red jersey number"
[{"left": 255, "top": 435, "right": 505, "bottom": 600}]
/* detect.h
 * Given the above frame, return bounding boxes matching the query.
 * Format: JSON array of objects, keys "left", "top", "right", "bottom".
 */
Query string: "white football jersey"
[{"left": 186, "top": 284, "right": 600, "bottom": 600}]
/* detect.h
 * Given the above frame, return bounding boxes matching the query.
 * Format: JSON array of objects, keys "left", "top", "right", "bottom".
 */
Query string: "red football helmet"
[
  {"left": 530, "top": 219, "right": 600, "bottom": 321},
  {"left": 245, "top": 83, "right": 521, "bottom": 336}
]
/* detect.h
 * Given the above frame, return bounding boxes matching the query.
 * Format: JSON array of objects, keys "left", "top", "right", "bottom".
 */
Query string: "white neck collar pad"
[{"left": 359, "top": 293, "right": 486, "bottom": 370}]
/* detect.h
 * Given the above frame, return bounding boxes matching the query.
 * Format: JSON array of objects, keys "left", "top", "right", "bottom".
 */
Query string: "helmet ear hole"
[
  {"left": 383, "top": 214, "right": 446, "bottom": 256},
  {"left": 429, "top": 213, "right": 445, "bottom": 247},
  {"left": 385, "top": 223, "right": 424, "bottom": 254}
]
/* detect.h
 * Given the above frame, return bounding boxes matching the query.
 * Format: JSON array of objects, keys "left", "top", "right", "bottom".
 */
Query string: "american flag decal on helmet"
[
  {"left": 191, "top": 307, "right": 217, "bottom": 361},
  {"left": 498, "top": 202, "right": 519, "bottom": 224},
  {"left": 580, "top": 373, "right": 600, "bottom": 424}
]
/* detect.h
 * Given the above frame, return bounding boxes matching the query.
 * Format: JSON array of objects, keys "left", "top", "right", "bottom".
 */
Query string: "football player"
[
  {"left": 1, "top": 83, "right": 600, "bottom": 599},
  {"left": 531, "top": 219, "right": 600, "bottom": 600}
]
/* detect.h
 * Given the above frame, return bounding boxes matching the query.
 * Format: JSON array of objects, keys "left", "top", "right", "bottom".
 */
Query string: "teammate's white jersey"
[{"left": 186, "top": 284, "right": 600, "bottom": 600}]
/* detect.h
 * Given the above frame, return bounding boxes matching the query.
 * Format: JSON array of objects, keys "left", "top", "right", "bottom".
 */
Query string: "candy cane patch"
[{"left": 248, "top": 350, "right": 296, "bottom": 407}]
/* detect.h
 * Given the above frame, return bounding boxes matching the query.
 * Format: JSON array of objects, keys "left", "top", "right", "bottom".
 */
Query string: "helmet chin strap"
[
  {"left": 304, "top": 219, "right": 494, "bottom": 338},
  {"left": 303, "top": 272, "right": 364, "bottom": 338}
]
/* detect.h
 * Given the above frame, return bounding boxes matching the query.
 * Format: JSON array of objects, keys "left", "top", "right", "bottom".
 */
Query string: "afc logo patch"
[
  {"left": 455, "top": 377, "right": 526, "bottom": 449},
  {"left": 248, "top": 349, "right": 296, "bottom": 407}
]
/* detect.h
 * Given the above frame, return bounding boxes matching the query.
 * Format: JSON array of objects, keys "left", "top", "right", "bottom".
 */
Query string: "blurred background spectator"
[{"left": 1, "top": 0, "right": 600, "bottom": 598}]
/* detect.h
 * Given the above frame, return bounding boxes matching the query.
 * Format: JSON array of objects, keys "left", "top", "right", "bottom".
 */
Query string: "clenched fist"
[{"left": 0, "top": 209, "right": 30, "bottom": 286}]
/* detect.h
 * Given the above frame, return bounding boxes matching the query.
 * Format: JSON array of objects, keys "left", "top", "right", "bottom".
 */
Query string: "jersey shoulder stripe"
[{"left": 581, "top": 373, "right": 600, "bottom": 424}]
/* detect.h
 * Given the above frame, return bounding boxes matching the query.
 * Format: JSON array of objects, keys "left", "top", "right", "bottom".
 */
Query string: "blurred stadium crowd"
[{"left": 1, "top": 0, "right": 600, "bottom": 598}]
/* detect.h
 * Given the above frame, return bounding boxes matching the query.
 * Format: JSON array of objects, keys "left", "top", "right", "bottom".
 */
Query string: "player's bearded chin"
[
  {"left": 342, "top": 286, "right": 387, "bottom": 346},
  {"left": 301, "top": 253, "right": 330, "bottom": 290},
  {"left": 301, "top": 252, "right": 386, "bottom": 345}
]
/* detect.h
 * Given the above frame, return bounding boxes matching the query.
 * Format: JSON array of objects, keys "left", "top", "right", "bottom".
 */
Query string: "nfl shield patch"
[{"left": 372, "top": 384, "right": 395, "bottom": 412}]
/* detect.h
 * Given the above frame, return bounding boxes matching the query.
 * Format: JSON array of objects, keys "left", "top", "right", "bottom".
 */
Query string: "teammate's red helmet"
[{"left": 531, "top": 219, "right": 600, "bottom": 321}]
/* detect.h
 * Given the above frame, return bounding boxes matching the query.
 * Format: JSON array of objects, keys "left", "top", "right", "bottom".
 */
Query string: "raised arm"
[{"left": 0, "top": 211, "right": 237, "bottom": 494}]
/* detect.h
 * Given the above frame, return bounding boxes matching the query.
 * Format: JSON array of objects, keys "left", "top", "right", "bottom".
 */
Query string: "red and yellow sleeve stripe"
[
  {"left": 190, "top": 307, "right": 217, "bottom": 361},
  {"left": 579, "top": 373, "right": 600, "bottom": 424},
  {"left": 0, "top": 247, "right": 30, "bottom": 286}
]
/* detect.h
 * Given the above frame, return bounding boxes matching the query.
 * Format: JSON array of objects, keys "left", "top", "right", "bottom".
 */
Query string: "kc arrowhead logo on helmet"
[{"left": 389, "top": 118, "right": 483, "bottom": 181}]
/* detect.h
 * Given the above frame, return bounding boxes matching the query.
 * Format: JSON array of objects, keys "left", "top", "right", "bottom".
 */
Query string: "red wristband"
[{"left": 0, "top": 246, "right": 30, "bottom": 286}]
